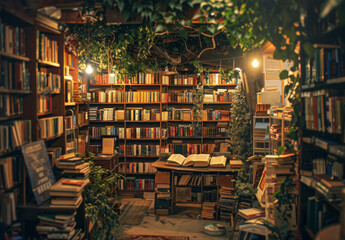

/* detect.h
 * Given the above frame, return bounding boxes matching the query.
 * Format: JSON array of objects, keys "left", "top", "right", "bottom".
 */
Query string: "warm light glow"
[
  {"left": 86, "top": 64, "right": 93, "bottom": 74},
  {"left": 110, "top": 73, "right": 115, "bottom": 77},
  {"left": 252, "top": 59, "right": 259, "bottom": 68},
  {"left": 234, "top": 67, "right": 242, "bottom": 72}
]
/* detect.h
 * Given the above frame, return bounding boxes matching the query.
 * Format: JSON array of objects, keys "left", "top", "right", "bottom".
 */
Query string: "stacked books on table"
[
  {"left": 218, "top": 175, "right": 235, "bottom": 223},
  {"left": 229, "top": 160, "right": 243, "bottom": 170},
  {"left": 56, "top": 153, "right": 90, "bottom": 179},
  {"left": 201, "top": 202, "right": 217, "bottom": 219},
  {"left": 49, "top": 178, "right": 90, "bottom": 209},
  {"left": 238, "top": 208, "right": 265, "bottom": 220},
  {"left": 154, "top": 171, "right": 171, "bottom": 215},
  {"left": 36, "top": 212, "right": 82, "bottom": 240}
]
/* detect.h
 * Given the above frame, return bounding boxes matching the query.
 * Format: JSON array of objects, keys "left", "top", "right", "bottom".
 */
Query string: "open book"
[
  {"left": 165, "top": 154, "right": 185, "bottom": 166},
  {"left": 210, "top": 155, "right": 227, "bottom": 168},
  {"left": 193, "top": 154, "right": 211, "bottom": 167},
  {"left": 182, "top": 154, "right": 197, "bottom": 167}
]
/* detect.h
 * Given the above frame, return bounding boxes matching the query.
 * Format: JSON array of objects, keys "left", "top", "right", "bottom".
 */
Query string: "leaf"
[
  {"left": 155, "top": 24, "right": 165, "bottom": 33},
  {"left": 117, "top": 0, "right": 125, "bottom": 12},
  {"left": 280, "top": 70, "right": 289, "bottom": 80},
  {"left": 303, "top": 42, "right": 315, "bottom": 58},
  {"left": 277, "top": 146, "right": 285, "bottom": 155},
  {"left": 229, "top": 35, "right": 238, "bottom": 48}
]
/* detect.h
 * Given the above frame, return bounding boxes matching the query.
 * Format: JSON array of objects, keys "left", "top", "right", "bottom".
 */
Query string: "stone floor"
[{"left": 116, "top": 198, "right": 233, "bottom": 240}]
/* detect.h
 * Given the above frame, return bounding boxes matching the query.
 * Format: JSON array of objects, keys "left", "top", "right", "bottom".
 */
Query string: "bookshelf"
[
  {"left": 164, "top": 71, "right": 235, "bottom": 157},
  {"left": 298, "top": 3, "right": 345, "bottom": 239},
  {"left": 0, "top": 4, "right": 34, "bottom": 238},
  {"left": 268, "top": 107, "right": 293, "bottom": 155}
]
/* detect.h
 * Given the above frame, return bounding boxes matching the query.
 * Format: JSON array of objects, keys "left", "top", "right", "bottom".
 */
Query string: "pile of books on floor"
[
  {"left": 36, "top": 212, "right": 82, "bottom": 240},
  {"left": 154, "top": 171, "right": 171, "bottom": 215},
  {"left": 201, "top": 202, "right": 217, "bottom": 219},
  {"left": 218, "top": 175, "right": 235, "bottom": 223},
  {"left": 264, "top": 154, "right": 297, "bottom": 228},
  {"left": 56, "top": 153, "right": 90, "bottom": 179}
]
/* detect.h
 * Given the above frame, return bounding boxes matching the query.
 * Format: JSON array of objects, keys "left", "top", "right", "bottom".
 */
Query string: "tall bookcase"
[
  {"left": 87, "top": 71, "right": 167, "bottom": 196},
  {"left": 0, "top": 4, "right": 33, "bottom": 237},
  {"left": 298, "top": 3, "right": 345, "bottom": 239},
  {"left": 87, "top": 70, "right": 236, "bottom": 195}
]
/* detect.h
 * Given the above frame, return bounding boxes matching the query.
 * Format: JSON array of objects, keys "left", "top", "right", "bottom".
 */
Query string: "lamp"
[
  {"left": 252, "top": 59, "right": 259, "bottom": 68},
  {"left": 86, "top": 62, "right": 93, "bottom": 74}
]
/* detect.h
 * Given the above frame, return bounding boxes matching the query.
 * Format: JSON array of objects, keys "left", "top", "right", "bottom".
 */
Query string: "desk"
[
  {"left": 92, "top": 153, "right": 119, "bottom": 172},
  {"left": 152, "top": 160, "right": 238, "bottom": 214}
]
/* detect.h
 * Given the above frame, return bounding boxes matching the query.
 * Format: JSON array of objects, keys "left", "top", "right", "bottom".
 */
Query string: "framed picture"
[{"left": 101, "top": 135, "right": 119, "bottom": 155}]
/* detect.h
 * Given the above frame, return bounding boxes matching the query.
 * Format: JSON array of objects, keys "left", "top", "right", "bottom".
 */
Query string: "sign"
[
  {"left": 21, "top": 140, "right": 55, "bottom": 205},
  {"left": 264, "top": 55, "right": 282, "bottom": 80}
]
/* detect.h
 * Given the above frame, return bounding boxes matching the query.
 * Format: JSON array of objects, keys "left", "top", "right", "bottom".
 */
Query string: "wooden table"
[{"left": 152, "top": 160, "right": 239, "bottom": 213}]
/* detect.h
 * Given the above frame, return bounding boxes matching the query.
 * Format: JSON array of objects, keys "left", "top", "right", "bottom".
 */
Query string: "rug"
[
  {"left": 126, "top": 235, "right": 189, "bottom": 240},
  {"left": 119, "top": 199, "right": 152, "bottom": 225}
]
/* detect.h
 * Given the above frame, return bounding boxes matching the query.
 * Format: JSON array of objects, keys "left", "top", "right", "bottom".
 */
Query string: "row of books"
[
  {"left": 166, "top": 108, "right": 192, "bottom": 121},
  {"left": 305, "top": 44, "right": 342, "bottom": 85},
  {"left": 36, "top": 71, "right": 61, "bottom": 92},
  {"left": 169, "top": 74, "right": 197, "bottom": 85},
  {"left": 38, "top": 95, "right": 52, "bottom": 114},
  {"left": 270, "top": 123, "right": 281, "bottom": 140},
  {"left": 202, "top": 126, "right": 229, "bottom": 137},
  {"left": 0, "top": 155, "right": 21, "bottom": 190},
  {"left": 38, "top": 116, "right": 63, "bottom": 139},
  {"left": 36, "top": 31, "right": 59, "bottom": 63},
  {"left": 0, "top": 94, "right": 23, "bottom": 117},
  {"left": 0, "top": 23, "right": 26, "bottom": 56},
  {"left": 303, "top": 90, "right": 345, "bottom": 134},
  {"left": 64, "top": 52, "right": 75, "bottom": 69},
  {"left": 0, "top": 120, "right": 31, "bottom": 153},
  {"left": 203, "top": 90, "right": 233, "bottom": 103},
  {"left": 0, "top": 60, "right": 30, "bottom": 90},
  {"left": 203, "top": 109, "right": 230, "bottom": 121},
  {"left": 56, "top": 153, "right": 90, "bottom": 179},
  {"left": 167, "top": 90, "right": 194, "bottom": 103},
  {"left": 0, "top": 192, "right": 17, "bottom": 226},
  {"left": 168, "top": 143, "right": 221, "bottom": 155},
  {"left": 168, "top": 125, "right": 202, "bottom": 137},
  {"left": 77, "top": 111, "right": 88, "bottom": 126},
  {"left": 126, "top": 108, "right": 161, "bottom": 121},
  {"left": 118, "top": 178, "right": 154, "bottom": 191},
  {"left": 90, "top": 90, "right": 166, "bottom": 103},
  {"left": 92, "top": 72, "right": 159, "bottom": 85},
  {"left": 47, "top": 147, "right": 62, "bottom": 168},
  {"left": 126, "top": 127, "right": 163, "bottom": 139},
  {"left": 125, "top": 144, "right": 160, "bottom": 156},
  {"left": 118, "top": 162, "right": 156, "bottom": 174},
  {"left": 89, "top": 126, "right": 125, "bottom": 139}
]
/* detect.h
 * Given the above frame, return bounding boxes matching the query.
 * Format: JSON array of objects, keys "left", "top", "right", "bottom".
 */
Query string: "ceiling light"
[{"left": 86, "top": 64, "right": 93, "bottom": 74}]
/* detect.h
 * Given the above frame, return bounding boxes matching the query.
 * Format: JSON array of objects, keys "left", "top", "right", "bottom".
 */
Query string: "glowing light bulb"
[
  {"left": 252, "top": 59, "right": 259, "bottom": 68},
  {"left": 86, "top": 64, "right": 93, "bottom": 74}
]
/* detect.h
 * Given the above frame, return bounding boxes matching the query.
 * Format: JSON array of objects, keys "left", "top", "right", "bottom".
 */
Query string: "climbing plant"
[{"left": 229, "top": 82, "right": 252, "bottom": 161}]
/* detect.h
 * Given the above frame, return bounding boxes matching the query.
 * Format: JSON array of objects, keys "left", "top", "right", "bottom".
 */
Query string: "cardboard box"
[{"left": 261, "top": 91, "right": 280, "bottom": 107}]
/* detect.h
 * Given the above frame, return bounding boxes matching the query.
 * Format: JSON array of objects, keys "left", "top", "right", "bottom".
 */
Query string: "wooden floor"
[{"left": 116, "top": 197, "right": 232, "bottom": 240}]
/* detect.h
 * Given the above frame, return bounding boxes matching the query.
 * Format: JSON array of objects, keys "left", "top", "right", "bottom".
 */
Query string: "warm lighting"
[
  {"left": 86, "top": 64, "right": 93, "bottom": 74},
  {"left": 252, "top": 59, "right": 259, "bottom": 68},
  {"left": 109, "top": 73, "right": 115, "bottom": 77}
]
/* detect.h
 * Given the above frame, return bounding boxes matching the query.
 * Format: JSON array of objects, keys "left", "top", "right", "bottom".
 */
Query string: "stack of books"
[
  {"left": 264, "top": 154, "right": 297, "bottom": 227},
  {"left": 36, "top": 212, "right": 81, "bottom": 239},
  {"left": 49, "top": 178, "right": 90, "bottom": 209},
  {"left": 154, "top": 172, "right": 171, "bottom": 215},
  {"left": 56, "top": 153, "right": 90, "bottom": 179},
  {"left": 201, "top": 202, "right": 217, "bottom": 219},
  {"left": 229, "top": 160, "right": 243, "bottom": 170},
  {"left": 218, "top": 175, "right": 235, "bottom": 223}
]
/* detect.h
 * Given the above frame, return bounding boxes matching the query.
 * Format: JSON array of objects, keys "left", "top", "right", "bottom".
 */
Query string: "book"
[
  {"left": 166, "top": 154, "right": 185, "bottom": 166},
  {"left": 50, "top": 195, "right": 83, "bottom": 207},
  {"left": 229, "top": 160, "right": 243, "bottom": 169},
  {"left": 238, "top": 208, "right": 265, "bottom": 219},
  {"left": 182, "top": 154, "right": 197, "bottom": 167},
  {"left": 49, "top": 178, "right": 90, "bottom": 193},
  {"left": 210, "top": 155, "right": 227, "bottom": 168},
  {"left": 193, "top": 154, "right": 211, "bottom": 167}
]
